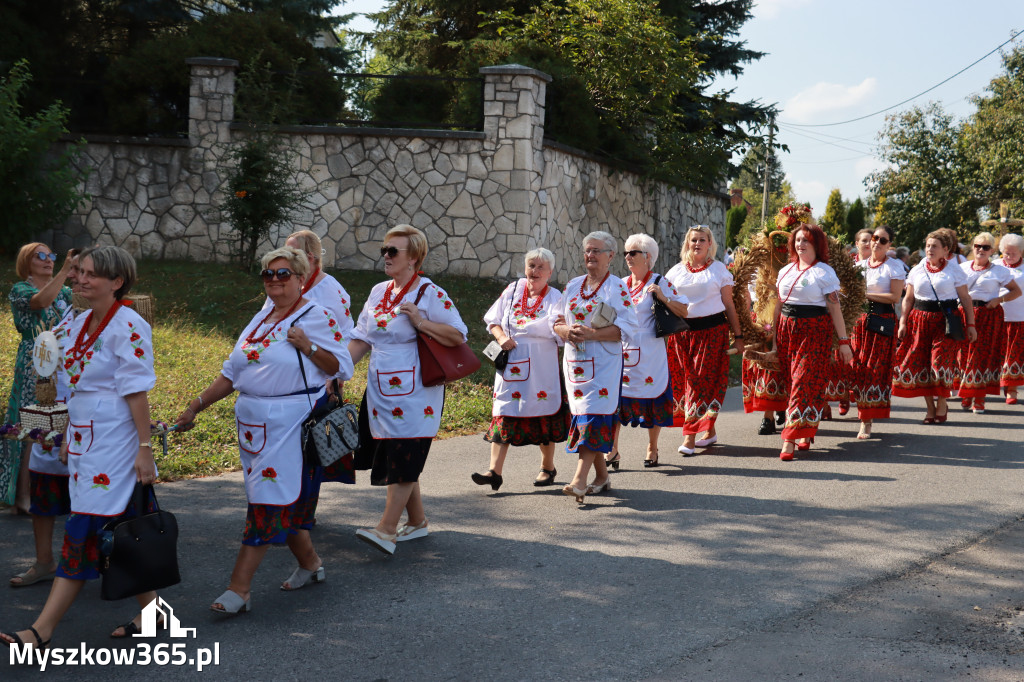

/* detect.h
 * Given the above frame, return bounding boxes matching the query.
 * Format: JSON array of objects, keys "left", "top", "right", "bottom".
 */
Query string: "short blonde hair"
[
  {"left": 261, "top": 246, "right": 310, "bottom": 279},
  {"left": 680, "top": 225, "right": 718, "bottom": 265},
  {"left": 625, "top": 233, "right": 658, "bottom": 268},
  {"left": 285, "top": 230, "right": 323, "bottom": 264},
  {"left": 16, "top": 242, "right": 49, "bottom": 279},
  {"left": 384, "top": 224, "right": 428, "bottom": 270},
  {"left": 973, "top": 231, "right": 996, "bottom": 248}
]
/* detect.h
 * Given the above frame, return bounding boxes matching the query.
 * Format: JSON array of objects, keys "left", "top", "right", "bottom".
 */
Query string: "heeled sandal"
[
  {"left": 471, "top": 469, "right": 503, "bottom": 491},
  {"left": 562, "top": 484, "right": 587, "bottom": 503},
  {"left": 780, "top": 441, "right": 796, "bottom": 461},
  {"left": 280, "top": 564, "right": 325, "bottom": 591},
  {"left": 210, "top": 589, "right": 250, "bottom": 615},
  {"left": 796, "top": 437, "right": 814, "bottom": 452},
  {"left": 605, "top": 452, "right": 620, "bottom": 470}
]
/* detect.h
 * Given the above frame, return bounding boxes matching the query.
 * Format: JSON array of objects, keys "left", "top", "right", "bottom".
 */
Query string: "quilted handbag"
[
  {"left": 303, "top": 402, "right": 360, "bottom": 468},
  {"left": 100, "top": 484, "right": 181, "bottom": 601}
]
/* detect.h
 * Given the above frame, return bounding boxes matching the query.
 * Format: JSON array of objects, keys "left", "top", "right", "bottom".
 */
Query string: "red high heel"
[
  {"left": 934, "top": 411, "right": 948, "bottom": 424},
  {"left": 796, "top": 437, "right": 814, "bottom": 451},
  {"left": 780, "top": 441, "right": 795, "bottom": 461}
]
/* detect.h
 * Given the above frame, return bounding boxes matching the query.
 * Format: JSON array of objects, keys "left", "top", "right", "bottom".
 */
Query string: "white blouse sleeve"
[
  {"left": 113, "top": 317, "right": 156, "bottom": 396},
  {"left": 996, "top": 264, "right": 1014, "bottom": 286},
  {"left": 659, "top": 275, "right": 688, "bottom": 304},
  {"left": 611, "top": 278, "right": 641, "bottom": 347},
  {"left": 483, "top": 281, "right": 516, "bottom": 330},
  {"left": 299, "top": 305, "right": 355, "bottom": 381},
  {"left": 950, "top": 264, "right": 969, "bottom": 287},
  {"left": 423, "top": 284, "right": 469, "bottom": 342},
  {"left": 887, "top": 260, "right": 906, "bottom": 281},
  {"left": 545, "top": 288, "right": 565, "bottom": 345},
  {"left": 713, "top": 261, "right": 735, "bottom": 288},
  {"left": 818, "top": 265, "right": 841, "bottom": 295},
  {"left": 347, "top": 291, "right": 377, "bottom": 346}
]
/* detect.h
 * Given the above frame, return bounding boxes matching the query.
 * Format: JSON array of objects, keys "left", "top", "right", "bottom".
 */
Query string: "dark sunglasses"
[
  {"left": 624, "top": 250, "right": 646, "bottom": 257},
  {"left": 974, "top": 244, "right": 992, "bottom": 251},
  {"left": 260, "top": 268, "right": 294, "bottom": 282},
  {"left": 870, "top": 235, "right": 890, "bottom": 245},
  {"left": 380, "top": 246, "right": 408, "bottom": 258},
  {"left": 35, "top": 252, "right": 57, "bottom": 262}
]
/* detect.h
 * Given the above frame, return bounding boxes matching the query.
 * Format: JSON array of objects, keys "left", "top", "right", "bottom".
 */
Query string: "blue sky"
[{"left": 337, "top": 0, "right": 1023, "bottom": 216}]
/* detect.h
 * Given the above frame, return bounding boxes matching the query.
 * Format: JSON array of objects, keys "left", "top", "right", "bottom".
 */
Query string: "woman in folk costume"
[
  {"left": 771, "top": 224, "right": 853, "bottom": 461},
  {"left": 552, "top": 231, "right": 639, "bottom": 502},
  {"left": 472, "top": 248, "right": 569, "bottom": 491},
  {"left": 893, "top": 231, "right": 977, "bottom": 423},
  {"left": 957, "top": 232, "right": 1020, "bottom": 413},
  {"left": 995, "top": 233, "right": 1024, "bottom": 403},
  {"left": 175, "top": 246, "right": 353, "bottom": 615},
  {"left": 847, "top": 225, "right": 905, "bottom": 440},
  {"left": 348, "top": 225, "right": 468, "bottom": 554},
  {"left": 741, "top": 276, "right": 786, "bottom": 435},
  {"left": 9, "top": 253, "right": 82, "bottom": 589},
  {"left": 607, "top": 233, "right": 688, "bottom": 468},
  {"left": 665, "top": 225, "right": 745, "bottom": 456},
  {"left": 2, "top": 246, "right": 159, "bottom": 648}
]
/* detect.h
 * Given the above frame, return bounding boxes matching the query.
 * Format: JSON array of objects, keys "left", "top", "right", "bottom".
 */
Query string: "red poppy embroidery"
[
  {"left": 73, "top": 472, "right": 78, "bottom": 482},
  {"left": 537, "top": 391, "right": 548, "bottom": 400},
  {"left": 246, "top": 467, "right": 252, "bottom": 475},
  {"left": 443, "top": 300, "right": 452, "bottom": 309},
  {"left": 70, "top": 375, "right": 80, "bottom": 385},
  {"left": 134, "top": 348, "right": 145, "bottom": 357},
  {"left": 575, "top": 312, "right": 585, "bottom": 321},
  {"left": 424, "top": 406, "right": 434, "bottom": 417},
  {"left": 392, "top": 407, "right": 404, "bottom": 419},
  {"left": 512, "top": 391, "right": 521, "bottom": 400},
  {"left": 262, "top": 339, "right": 271, "bottom": 347},
  {"left": 645, "top": 376, "right": 654, "bottom": 384},
  {"left": 345, "top": 310, "right": 351, "bottom": 317},
  {"left": 624, "top": 352, "right": 631, "bottom": 361},
  {"left": 261, "top": 467, "right": 277, "bottom": 481},
  {"left": 573, "top": 389, "right": 583, "bottom": 398},
  {"left": 573, "top": 367, "right": 584, "bottom": 375},
  {"left": 130, "top": 332, "right": 140, "bottom": 342},
  {"left": 598, "top": 388, "right": 609, "bottom": 397},
  {"left": 510, "top": 366, "right": 521, "bottom": 375},
  {"left": 372, "top": 408, "right": 378, "bottom": 418},
  {"left": 389, "top": 377, "right": 402, "bottom": 387},
  {"left": 328, "top": 319, "right": 336, "bottom": 327},
  {"left": 92, "top": 473, "right": 110, "bottom": 489},
  {"left": 623, "top": 376, "right": 630, "bottom": 383},
  {"left": 74, "top": 432, "right": 82, "bottom": 443},
  {"left": 244, "top": 431, "right": 253, "bottom": 443},
  {"left": 334, "top": 332, "right": 342, "bottom": 341},
  {"left": 64, "top": 359, "right": 74, "bottom": 369},
  {"left": 86, "top": 351, "right": 93, "bottom": 359},
  {"left": 377, "top": 319, "right": 387, "bottom": 328},
  {"left": 246, "top": 350, "right": 260, "bottom": 361}
]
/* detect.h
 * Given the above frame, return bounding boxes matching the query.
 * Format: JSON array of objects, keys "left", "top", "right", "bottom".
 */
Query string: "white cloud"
[
  {"left": 854, "top": 156, "right": 889, "bottom": 180},
  {"left": 790, "top": 178, "right": 829, "bottom": 216},
  {"left": 783, "top": 78, "right": 879, "bottom": 124},
  {"left": 755, "top": 0, "right": 814, "bottom": 20}
]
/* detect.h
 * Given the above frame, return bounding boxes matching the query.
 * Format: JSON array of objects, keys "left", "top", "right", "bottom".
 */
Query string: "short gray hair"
[
  {"left": 895, "top": 246, "right": 910, "bottom": 259},
  {"left": 624, "top": 233, "right": 658, "bottom": 267},
  {"left": 524, "top": 247, "right": 555, "bottom": 271},
  {"left": 582, "top": 231, "right": 616, "bottom": 253},
  {"left": 261, "top": 246, "right": 310, "bottom": 278},
  {"left": 79, "top": 245, "right": 136, "bottom": 300},
  {"left": 1000, "top": 233, "right": 1024, "bottom": 252}
]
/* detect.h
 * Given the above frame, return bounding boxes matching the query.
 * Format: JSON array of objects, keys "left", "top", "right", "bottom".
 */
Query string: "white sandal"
[
  {"left": 280, "top": 564, "right": 325, "bottom": 591},
  {"left": 210, "top": 589, "right": 250, "bottom": 615}
]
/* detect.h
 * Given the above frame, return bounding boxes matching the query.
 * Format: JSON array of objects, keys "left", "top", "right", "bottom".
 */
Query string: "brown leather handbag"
[{"left": 414, "top": 284, "right": 481, "bottom": 386}]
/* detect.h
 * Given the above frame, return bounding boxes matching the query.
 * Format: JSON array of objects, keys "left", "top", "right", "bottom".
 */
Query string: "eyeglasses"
[
  {"left": 34, "top": 252, "right": 57, "bottom": 262},
  {"left": 974, "top": 244, "right": 992, "bottom": 251},
  {"left": 871, "top": 235, "right": 890, "bottom": 245},
  {"left": 624, "top": 250, "right": 646, "bottom": 258},
  {"left": 584, "top": 249, "right": 612, "bottom": 256},
  {"left": 380, "top": 246, "right": 408, "bottom": 258},
  {"left": 260, "top": 268, "right": 294, "bottom": 282}
]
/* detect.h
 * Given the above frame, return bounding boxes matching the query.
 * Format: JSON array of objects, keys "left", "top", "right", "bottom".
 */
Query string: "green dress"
[{"left": 1, "top": 281, "right": 73, "bottom": 504}]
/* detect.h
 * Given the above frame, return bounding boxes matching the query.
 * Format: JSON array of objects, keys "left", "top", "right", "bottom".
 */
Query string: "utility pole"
[{"left": 760, "top": 114, "right": 775, "bottom": 229}]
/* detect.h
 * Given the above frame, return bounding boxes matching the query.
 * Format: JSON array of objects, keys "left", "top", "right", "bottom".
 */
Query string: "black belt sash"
[
  {"left": 867, "top": 301, "right": 895, "bottom": 316},
  {"left": 684, "top": 312, "right": 727, "bottom": 331},
  {"left": 914, "top": 299, "right": 957, "bottom": 312},
  {"left": 781, "top": 304, "right": 828, "bottom": 319}
]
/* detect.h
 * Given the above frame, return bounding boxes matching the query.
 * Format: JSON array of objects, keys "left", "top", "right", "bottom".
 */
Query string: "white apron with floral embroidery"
[
  {"left": 66, "top": 390, "right": 142, "bottom": 516},
  {"left": 621, "top": 274, "right": 681, "bottom": 399},
  {"left": 560, "top": 274, "right": 639, "bottom": 416},
  {"left": 236, "top": 392, "right": 312, "bottom": 506},
  {"left": 30, "top": 307, "right": 75, "bottom": 476}
]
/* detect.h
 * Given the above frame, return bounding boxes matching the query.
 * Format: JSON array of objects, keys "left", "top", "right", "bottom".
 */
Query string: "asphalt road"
[{"left": 2, "top": 390, "right": 1023, "bottom": 680}]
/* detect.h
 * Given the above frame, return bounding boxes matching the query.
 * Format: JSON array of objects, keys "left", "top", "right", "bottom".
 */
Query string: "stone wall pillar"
[{"left": 479, "top": 64, "right": 552, "bottom": 279}]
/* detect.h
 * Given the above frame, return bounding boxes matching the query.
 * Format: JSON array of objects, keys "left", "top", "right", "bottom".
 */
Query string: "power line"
[
  {"left": 778, "top": 123, "right": 877, "bottom": 147},
  {"left": 785, "top": 155, "right": 874, "bottom": 165},
  {"left": 780, "top": 126, "right": 876, "bottom": 155},
  {"left": 780, "top": 30, "right": 1021, "bottom": 128}
]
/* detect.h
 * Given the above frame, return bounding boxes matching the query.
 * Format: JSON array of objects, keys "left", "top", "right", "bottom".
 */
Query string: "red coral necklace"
[
  {"left": 246, "top": 298, "right": 304, "bottom": 346},
  {"left": 519, "top": 283, "right": 548, "bottom": 316},
  {"left": 579, "top": 272, "right": 610, "bottom": 301},
  {"left": 69, "top": 303, "right": 120, "bottom": 364},
  {"left": 924, "top": 259, "right": 946, "bottom": 274},
  {"left": 301, "top": 267, "right": 321, "bottom": 295},
  {"left": 971, "top": 260, "right": 990, "bottom": 272},
  {"left": 686, "top": 258, "right": 711, "bottom": 274},
  {"left": 868, "top": 257, "right": 885, "bottom": 269},
  {"left": 1006, "top": 258, "right": 1023, "bottom": 269},
  {"left": 379, "top": 276, "right": 419, "bottom": 315},
  {"left": 627, "top": 271, "right": 652, "bottom": 303}
]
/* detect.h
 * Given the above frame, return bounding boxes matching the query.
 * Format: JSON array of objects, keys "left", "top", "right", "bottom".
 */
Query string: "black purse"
[
  {"left": 651, "top": 275, "right": 689, "bottom": 337},
  {"left": 865, "top": 313, "right": 894, "bottom": 337},
  {"left": 100, "top": 483, "right": 181, "bottom": 601},
  {"left": 925, "top": 274, "right": 965, "bottom": 341}
]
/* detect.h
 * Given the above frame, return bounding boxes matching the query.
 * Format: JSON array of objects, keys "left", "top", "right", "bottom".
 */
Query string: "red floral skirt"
[
  {"left": 1002, "top": 321, "right": 1024, "bottom": 388},
  {"left": 57, "top": 488, "right": 157, "bottom": 581},
  {"left": 29, "top": 471, "right": 71, "bottom": 517},
  {"left": 957, "top": 305, "right": 1005, "bottom": 397},
  {"left": 619, "top": 381, "right": 674, "bottom": 428},
  {"left": 667, "top": 323, "right": 730, "bottom": 435},
  {"left": 566, "top": 413, "right": 618, "bottom": 454},
  {"left": 242, "top": 461, "right": 320, "bottom": 546},
  {"left": 849, "top": 312, "right": 897, "bottom": 420},
  {"left": 893, "top": 309, "right": 959, "bottom": 398},
  {"left": 776, "top": 314, "right": 834, "bottom": 441},
  {"left": 742, "top": 356, "right": 787, "bottom": 413}
]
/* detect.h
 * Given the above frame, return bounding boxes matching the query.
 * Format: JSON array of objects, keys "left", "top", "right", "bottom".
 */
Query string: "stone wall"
[{"left": 49, "top": 59, "right": 728, "bottom": 283}]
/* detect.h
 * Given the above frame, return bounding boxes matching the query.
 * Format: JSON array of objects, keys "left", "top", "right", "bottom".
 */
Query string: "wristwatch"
[{"left": 305, "top": 344, "right": 318, "bottom": 358}]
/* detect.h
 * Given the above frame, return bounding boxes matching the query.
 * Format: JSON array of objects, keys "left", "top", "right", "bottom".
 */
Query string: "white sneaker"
[{"left": 396, "top": 520, "right": 430, "bottom": 542}]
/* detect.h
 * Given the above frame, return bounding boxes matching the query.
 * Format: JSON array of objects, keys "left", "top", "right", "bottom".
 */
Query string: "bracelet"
[
  {"left": 837, "top": 338, "right": 851, "bottom": 346},
  {"left": 183, "top": 406, "right": 196, "bottom": 418},
  {"left": 197, "top": 395, "right": 205, "bottom": 409},
  {"left": 138, "top": 443, "right": 152, "bottom": 448},
  {"left": 967, "top": 324, "right": 976, "bottom": 328}
]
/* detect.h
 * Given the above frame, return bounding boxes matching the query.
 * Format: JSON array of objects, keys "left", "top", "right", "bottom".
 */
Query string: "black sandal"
[
  {"left": 533, "top": 468, "right": 557, "bottom": 487},
  {"left": 111, "top": 615, "right": 163, "bottom": 639},
  {"left": 2, "top": 625, "right": 49, "bottom": 650}
]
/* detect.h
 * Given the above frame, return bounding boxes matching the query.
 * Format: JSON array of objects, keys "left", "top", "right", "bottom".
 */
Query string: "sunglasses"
[
  {"left": 624, "top": 250, "right": 646, "bottom": 257},
  {"left": 260, "top": 268, "right": 294, "bottom": 282},
  {"left": 974, "top": 244, "right": 992, "bottom": 251},
  {"left": 35, "top": 252, "right": 57, "bottom": 262},
  {"left": 870, "top": 235, "right": 890, "bottom": 245},
  {"left": 380, "top": 246, "right": 408, "bottom": 258}
]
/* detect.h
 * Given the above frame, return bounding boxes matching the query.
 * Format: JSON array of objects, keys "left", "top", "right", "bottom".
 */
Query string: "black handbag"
[
  {"left": 651, "top": 275, "right": 689, "bottom": 337},
  {"left": 925, "top": 274, "right": 965, "bottom": 341},
  {"left": 100, "top": 483, "right": 180, "bottom": 601},
  {"left": 865, "top": 313, "right": 894, "bottom": 337}
]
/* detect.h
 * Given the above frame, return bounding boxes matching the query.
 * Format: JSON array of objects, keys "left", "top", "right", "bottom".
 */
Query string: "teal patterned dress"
[{"left": 1, "top": 281, "right": 73, "bottom": 505}]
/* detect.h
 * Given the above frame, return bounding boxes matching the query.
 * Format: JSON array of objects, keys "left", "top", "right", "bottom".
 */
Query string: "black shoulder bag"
[
  {"left": 651, "top": 275, "right": 690, "bottom": 337},
  {"left": 100, "top": 483, "right": 180, "bottom": 601},
  {"left": 925, "top": 272, "right": 965, "bottom": 341}
]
